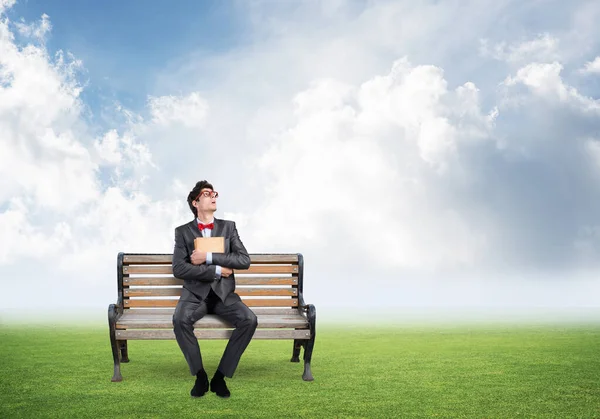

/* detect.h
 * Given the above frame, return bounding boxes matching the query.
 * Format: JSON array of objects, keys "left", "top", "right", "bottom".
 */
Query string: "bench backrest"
[{"left": 117, "top": 253, "right": 303, "bottom": 310}]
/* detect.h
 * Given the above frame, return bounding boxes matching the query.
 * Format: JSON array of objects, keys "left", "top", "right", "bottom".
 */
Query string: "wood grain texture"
[
  {"left": 123, "top": 298, "right": 298, "bottom": 308},
  {"left": 123, "top": 287, "right": 297, "bottom": 297},
  {"left": 116, "top": 313, "right": 308, "bottom": 329},
  {"left": 236, "top": 265, "right": 299, "bottom": 274},
  {"left": 122, "top": 308, "right": 301, "bottom": 315},
  {"left": 123, "top": 276, "right": 298, "bottom": 286},
  {"left": 235, "top": 277, "right": 298, "bottom": 285},
  {"left": 115, "top": 329, "right": 311, "bottom": 340},
  {"left": 248, "top": 254, "right": 299, "bottom": 263},
  {"left": 123, "top": 277, "right": 183, "bottom": 286},
  {"left": 122, "top": 254, "right": 299, "bottom": 264},
  {"left": 123, "top": 265, "right": 298, "bottom": 275},
  {"left": 123, "top": 254, "right": 172, "bottom": 264}
]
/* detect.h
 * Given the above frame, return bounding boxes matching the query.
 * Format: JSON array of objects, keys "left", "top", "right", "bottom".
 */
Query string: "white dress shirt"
[{"left": 197, "top": 218, "right": 222, "bottom": 279}]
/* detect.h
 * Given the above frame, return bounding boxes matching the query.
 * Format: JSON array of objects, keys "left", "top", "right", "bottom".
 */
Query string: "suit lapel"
[
  {"left": 187, "top": 219, "right": 203, "bottom": 239},
  {"left": 212, "top": 218, "right": 224, "bottom": 237}
]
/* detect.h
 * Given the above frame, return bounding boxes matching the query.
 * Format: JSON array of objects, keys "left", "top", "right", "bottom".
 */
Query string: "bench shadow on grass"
[{"left": 124, "top": 356, "right": 280, "bottom": 381}]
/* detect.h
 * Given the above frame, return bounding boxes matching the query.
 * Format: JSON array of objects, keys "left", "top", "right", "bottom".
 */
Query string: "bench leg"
[
  {"left": 108, "top": 304, "right": 123, "bottom": 382},
  {"left": 291, "top": 339, "right": 302, "bottom": 362},
  {"left": 302, "top": 338, "right": 315, "bottom": 381},
  {"left": 302, "top": 304, "right": 316, "bottom": 381},
  {"left": 120, "top": 341, "right": 129, "bottom": 363}
]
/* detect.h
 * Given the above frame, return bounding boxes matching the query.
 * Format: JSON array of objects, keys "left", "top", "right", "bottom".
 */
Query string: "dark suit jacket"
[{"left": 172, "top": 218, "right": 251, "bottom": 306}]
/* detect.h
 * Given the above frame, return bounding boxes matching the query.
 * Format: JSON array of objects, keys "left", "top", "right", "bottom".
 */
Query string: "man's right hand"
[
  {"left": 191, "top": 250, "right": 207, "bottom": 265},
  {"left": 221, "top": 267, "right": 233, "bottom": 278}
]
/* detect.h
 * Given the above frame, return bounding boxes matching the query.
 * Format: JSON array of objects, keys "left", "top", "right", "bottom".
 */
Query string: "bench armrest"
[
  {"left": 115, "top": 296, "right": 124, "bottom": 316},
  {"left": 108, "top": 303, "right": 123, "bottom": 325},
  {"left": 297, "top": 292, "right": 313, "bottom": 313},
  {"left": 297, "top": 292, "right": 316, "bottom": 341}
]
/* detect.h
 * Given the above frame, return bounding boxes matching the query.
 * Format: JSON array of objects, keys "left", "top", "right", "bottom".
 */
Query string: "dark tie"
[{"left": 198, "top": 222, "right": 214, "bottom": 230}]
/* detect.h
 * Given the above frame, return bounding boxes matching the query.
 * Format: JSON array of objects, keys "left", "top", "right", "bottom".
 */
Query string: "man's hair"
[{"left": 187, "top": 180, "right": 214, "bottom": 218}]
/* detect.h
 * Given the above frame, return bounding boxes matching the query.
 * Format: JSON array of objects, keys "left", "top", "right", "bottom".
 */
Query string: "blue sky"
[
  {"left": 7, "top": 0, "right": 247, "bottom": 114},
  {"left": 1, "top": 0, "right": 600, "bottom": 320}
]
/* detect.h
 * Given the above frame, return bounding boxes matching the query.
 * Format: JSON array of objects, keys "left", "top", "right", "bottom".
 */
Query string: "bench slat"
[
  {"left": 123, "top": 265, "right": 298, "bottom": 275},
  {"left": 123, "top": 277, "right": 298, "bottom": 286},
  {"left": 123, "top": 287, "right": 297, "bottom": 297},
  {"left": 122, "top": 308, "right": 301, "bottom": 315},
  {"left": 237, "top": 265, "right": 298, "bottom": 274},
  {"left": 116, "top": 329, "right": 311, "bottom": 340},
  {"left": 251, "top": 254, "right": 299, "bottom": 263},
  {"left": 116, "top": 313, "right": 308, "bottom": 329},
  {"left": 124, "top": 298, "right": 298, "bottom": 308},
  {"left": 122, "top": 254, "right": 299, "bottom": 264}
]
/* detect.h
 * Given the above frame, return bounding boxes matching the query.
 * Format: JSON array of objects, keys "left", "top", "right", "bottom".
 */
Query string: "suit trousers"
[{"left": 173, "top": 287, "right": 258, "bottom": 378}]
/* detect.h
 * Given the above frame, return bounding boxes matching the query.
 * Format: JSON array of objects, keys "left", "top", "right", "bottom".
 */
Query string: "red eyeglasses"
[{"left": 196, "top": 191, "right": 219, "bottom": 200}]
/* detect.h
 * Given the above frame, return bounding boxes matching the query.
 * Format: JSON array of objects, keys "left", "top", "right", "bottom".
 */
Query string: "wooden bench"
[{"left": 108, "top": 252, "right": 316, "bottom": 383}]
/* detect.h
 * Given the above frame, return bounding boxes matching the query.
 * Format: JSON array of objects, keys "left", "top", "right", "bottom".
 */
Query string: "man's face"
[{"left": 194, "top": 188, "right": 218, "bottom": 214}]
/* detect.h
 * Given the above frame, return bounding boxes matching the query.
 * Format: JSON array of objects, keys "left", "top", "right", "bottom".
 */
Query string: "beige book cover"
[{"left": 194, "top": 236, "right": 225, "bottom": 253}]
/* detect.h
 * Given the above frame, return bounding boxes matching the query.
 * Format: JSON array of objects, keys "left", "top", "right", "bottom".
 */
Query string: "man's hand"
[
  {"left": 191, "top": 250, "right": 207, "bottom": 265},
  {"left": 221, "top": 267, "right": 233, "bottom": 278}
]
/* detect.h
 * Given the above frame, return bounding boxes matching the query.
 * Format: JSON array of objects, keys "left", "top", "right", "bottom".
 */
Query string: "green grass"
[{"left": 1, "top": 323, "right": 599, "bottom": 418}]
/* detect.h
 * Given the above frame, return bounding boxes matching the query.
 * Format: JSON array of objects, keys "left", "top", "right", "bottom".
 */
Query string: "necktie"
[{"left": 198, "top": 222, "right": 214, "bottom": 230}]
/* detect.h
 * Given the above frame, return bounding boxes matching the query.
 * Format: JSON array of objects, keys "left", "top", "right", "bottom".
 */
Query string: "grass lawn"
[{"left": 1, "top": 323, "right": 599, "bottom": 418}]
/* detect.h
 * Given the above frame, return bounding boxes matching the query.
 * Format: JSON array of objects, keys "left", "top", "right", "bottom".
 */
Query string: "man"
[{"left": 172, "top": 180, "right": 257, "bottom": 399}]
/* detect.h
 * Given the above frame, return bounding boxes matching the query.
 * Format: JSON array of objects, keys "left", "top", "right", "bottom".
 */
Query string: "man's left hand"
[{"left": 191, "top": 250, "right": 207, "bottom": 265}]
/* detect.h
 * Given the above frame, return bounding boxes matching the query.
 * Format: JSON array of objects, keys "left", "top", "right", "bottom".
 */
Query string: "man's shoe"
[
  {"left": 210, "top": 376, "right": 231, "bottom": 398},
  {"left": 191, "top": 370, "right": 209, "bottom": 398}
]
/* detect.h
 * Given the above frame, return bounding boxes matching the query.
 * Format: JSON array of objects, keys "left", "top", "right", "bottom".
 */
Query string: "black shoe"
[
  {"left": 210, "top": 376, "right": 231, "bottom": 398},
  {"left": 191, "top": 370, "right": 209, "bottom": 398}
]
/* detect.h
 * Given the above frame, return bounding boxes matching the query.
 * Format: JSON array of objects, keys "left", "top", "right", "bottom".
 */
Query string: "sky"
[{"left": 1, "top": 0, "right": 600, "bottom": 323}]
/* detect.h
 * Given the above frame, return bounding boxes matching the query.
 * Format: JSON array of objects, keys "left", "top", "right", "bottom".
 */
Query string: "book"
[{"left": 194, "top": 237, "right": 225, "bottom": 253}]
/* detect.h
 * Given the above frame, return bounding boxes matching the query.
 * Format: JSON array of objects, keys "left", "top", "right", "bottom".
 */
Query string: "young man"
[{"left": 172, "top": 180, "right": 257, "bottom": 398}]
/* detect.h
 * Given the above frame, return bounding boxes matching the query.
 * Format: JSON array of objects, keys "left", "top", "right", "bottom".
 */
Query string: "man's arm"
[
  {"left": 172, "top": 227, "right": 217, "bottom": 282},
  {"left": 211, "top": 222, "right": 251, "bottom": 270}
]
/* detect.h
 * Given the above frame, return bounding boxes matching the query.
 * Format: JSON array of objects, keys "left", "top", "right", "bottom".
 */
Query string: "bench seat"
[
  {"left": 117, "top": 308, "right": 309, "bottom": 329},
  {"left": 115, "top": 309, "right": 311, "bottom": 340},
  {"left": 108, "top": 252, "right": 316, "bottom": 382}
]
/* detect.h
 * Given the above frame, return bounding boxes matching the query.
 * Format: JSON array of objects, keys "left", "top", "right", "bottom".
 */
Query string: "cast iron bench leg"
[
  {"left": 120, "top": 341, "right": 129, "bottom": 363},
  {"left": 108, "top": 304, "right": 123, "bottom": 382},
  {"left": 302, "top": 305, "right": 316, "bottom": 381},
  {"left": 291, "top": 339, "right": 302, "bottom": 362}
]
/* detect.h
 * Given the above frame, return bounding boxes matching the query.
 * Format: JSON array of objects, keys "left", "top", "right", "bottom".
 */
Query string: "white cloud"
[
  {"left": 148, "top": 92, "right": 208, "bottom": 128},
  {"left": 480, "top": 33, "right": 560, "bottom": 64},
  {"left": 0, "top": 197, "right": 72, "bottom": 264},
  {"left": 504, "top": 62, "right": 600, "bottom": 112},
  {"left": 242, "top": 58, "right": 497, "bottom": 271},
  {"left": 0, "top": 0, "right": 15, "bottom": 14},
  {"left": 15, "top": 13, "right": 51, "bottom": 42},
  {"left": 93, "top": 128, "right": 154, "bottom": 176},
  {"left": 580, "top": 56, "right": 600, "bottom": 74},
  {"left": 93, "top": 130, "right": 123, "bottom": 165},
  {"left": 2, "top": 1, "right": 600, "bottom": 317},
  {"left": 0, "top": 13, "right": 98, "bottom": 212},
  {"left": 0, "top": 4, "right": 192, "bottom": 306}
]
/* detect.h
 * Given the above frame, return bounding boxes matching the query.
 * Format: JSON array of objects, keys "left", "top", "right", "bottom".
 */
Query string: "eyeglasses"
[{"left": 196, "top": 191, "right": 219, "bottom": 199}]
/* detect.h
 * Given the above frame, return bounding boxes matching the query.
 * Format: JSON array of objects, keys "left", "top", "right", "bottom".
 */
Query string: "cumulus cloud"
[
  {"left": 0, "top": 197, "right": 72, "bottom": 264},
  {"left": 0, "top": 0, "right": 15, "bottom": 14},
  {"left": 1, "top": 0, "right": 600, "bottom": 317},
  {"left": 580, "top": 56, "right": 600, "bottom": 74},
  {"left": 0, "top": 4, "right": 205, "bottom": 311},
  {"left": 504, "top": 62, "right": 600, "bottom": 111},
  {"left": 0, "top": 8, "right": 97, "bottom": 213},
  {"left": 242, "top": 59, "right": 495, "bottom": 272},
  {"left": 148, "top": 92, "right": 208, "bottom": 128},
  {"left": 480, "top": 33, "right": 560, "bottom": 64},
  {"left": 15, "top": 13, "right": 51, "bottom": 42}
]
